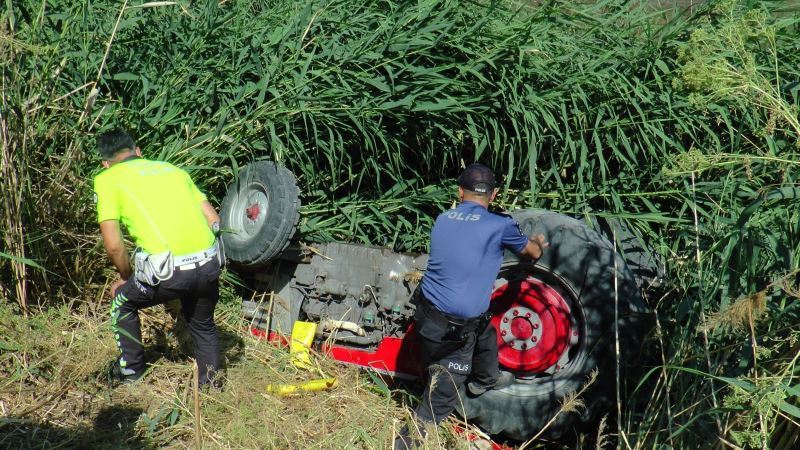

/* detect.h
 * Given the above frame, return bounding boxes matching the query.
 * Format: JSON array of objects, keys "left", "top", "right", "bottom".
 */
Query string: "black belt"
[
  {"left": 416, "top": 294, "right": 489, "bottom": 341},
  {"left": 420, "top": 295, "right": 483, "bottom": 326}
]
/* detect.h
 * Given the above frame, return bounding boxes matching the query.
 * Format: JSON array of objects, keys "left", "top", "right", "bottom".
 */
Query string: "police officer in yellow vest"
[{"left": 94, "top": 129, "right": 223, "bottom": 387}]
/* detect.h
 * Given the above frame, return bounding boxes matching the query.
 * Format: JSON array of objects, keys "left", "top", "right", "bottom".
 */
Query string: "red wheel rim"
[{"left": 490, "top": 278, "right": 575, "bottom": 373}]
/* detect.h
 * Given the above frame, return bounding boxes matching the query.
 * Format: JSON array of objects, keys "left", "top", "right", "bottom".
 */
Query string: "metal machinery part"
[{"left": 243, "top": 242, "right": 429, "bottom": 349}]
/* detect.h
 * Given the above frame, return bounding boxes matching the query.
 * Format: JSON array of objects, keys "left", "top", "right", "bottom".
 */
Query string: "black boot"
[
  {"left": 394, "top": 421, "right": 428, "bottom": 450},
  {"left": 107, "top": 359, "right": 143, "bottom": 385},
  {"left": 466, "top": 370, "right": 514, "bottom": 396}
]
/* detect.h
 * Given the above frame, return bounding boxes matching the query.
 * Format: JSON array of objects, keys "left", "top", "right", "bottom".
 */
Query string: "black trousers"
[
  {"left": 395, "top": 301, "right": 500, "bottom": 449},
  {"left": 412, "top": 297, "right": 500, "bottom": 424},
  {"left": 414, "top": 320, "right": 500, "bottom": 424},
  {"left": 112, "top": 258, "right": 221, "bottom": 385}
]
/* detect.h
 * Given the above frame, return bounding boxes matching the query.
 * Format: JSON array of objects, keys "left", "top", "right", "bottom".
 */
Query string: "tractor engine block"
[{"left": 243, "top": 242, "right": 428, "bottom": 348}]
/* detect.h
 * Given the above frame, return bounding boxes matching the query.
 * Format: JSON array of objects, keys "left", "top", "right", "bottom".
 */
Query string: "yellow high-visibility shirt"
[{"left": 93, "top": 158, "right": 214, "bottom": 256}]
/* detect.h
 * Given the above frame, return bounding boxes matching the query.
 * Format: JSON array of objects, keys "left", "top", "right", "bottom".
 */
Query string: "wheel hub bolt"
[
  {"left": 501, "top": 330, "right": 507, "bottom": 336},
  {"left": 503, "top": 317, "right": 509, "bottom": 323},
  {"left": 531, "top": 336, "right": 537, "bottom": 343},
  {"left": 513, "top": 310, "right": 519, "bottom": 316},
  {"left": 521, "top": 343, "right": 527, "bottom": 350},
  {"left": 532, "top": 323, "right": 539, "bottom": 330},
  {"left": 525, "top": 312, "right": 531, "bottom": 318}
]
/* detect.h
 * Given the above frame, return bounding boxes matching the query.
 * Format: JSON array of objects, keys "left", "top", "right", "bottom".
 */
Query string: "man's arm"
[
  {"left": 200, "top": 200, "right": 220, "bottom": 231},
  {"left": 100, "top": 220, "right": 132, "bottom": 280},
  {"left": 519, "top": 234, "right": 548, "bottom": 260}
]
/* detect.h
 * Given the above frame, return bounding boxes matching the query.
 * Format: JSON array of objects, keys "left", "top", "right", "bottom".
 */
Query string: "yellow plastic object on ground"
[
  {"left": 264, "top": 322, "right": 337, "bottom": 396},
  {"left": 265, "top": 378, "right": 339, "bottom": 396},
  {"left": 290, "top": 321, "right": 317, "bottom": 370}
]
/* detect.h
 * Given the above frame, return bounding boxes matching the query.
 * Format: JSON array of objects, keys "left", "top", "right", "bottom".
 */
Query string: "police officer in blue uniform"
[{"left": 396, "top": 164, "right": 547, "bottom": 449}]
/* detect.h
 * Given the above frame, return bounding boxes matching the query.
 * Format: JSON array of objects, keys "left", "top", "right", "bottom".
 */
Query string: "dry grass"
[
  {"left": 0, "top": 295, "right": 489, "bottom": 449},
  {"left": 704, "top": 291, "right": 768, "bottom": 334}
]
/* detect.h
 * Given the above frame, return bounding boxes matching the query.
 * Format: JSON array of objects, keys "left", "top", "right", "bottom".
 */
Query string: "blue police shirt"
[{"left": 421, "top": 201, "right": 529, "bottom": 318}]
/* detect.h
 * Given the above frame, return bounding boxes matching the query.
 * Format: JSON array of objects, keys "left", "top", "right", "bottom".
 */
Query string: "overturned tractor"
[{"left": 221, "top": 161, "right": 653, "bottom": 440}]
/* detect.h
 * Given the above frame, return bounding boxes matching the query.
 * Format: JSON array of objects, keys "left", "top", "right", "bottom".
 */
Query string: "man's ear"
[
  {"left": 102, "top": 160, "right": 110, "bottom": 169},
  {"left": 458, "top": 186, "right": 464, "bottom": 201},
  {"left": 134, "top": 146, "right": 142, "bottom": 157},
  {"left": 489, "top": 188, "right": 499, "bottom": 202}
]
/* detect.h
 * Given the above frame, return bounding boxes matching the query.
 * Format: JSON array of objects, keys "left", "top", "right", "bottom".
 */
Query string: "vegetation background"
[{"left": 1, "top": 0, "right": 798, "bottom": 448}]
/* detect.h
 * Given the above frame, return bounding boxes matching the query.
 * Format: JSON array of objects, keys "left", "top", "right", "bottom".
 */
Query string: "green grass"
[{"left": 1, "top": 0, "right": 799, "bottom": 448}]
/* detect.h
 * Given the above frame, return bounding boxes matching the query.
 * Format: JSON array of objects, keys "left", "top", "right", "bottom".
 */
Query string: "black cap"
[{"left": 457, "top": 163, "right": 496, "bottom": 194}]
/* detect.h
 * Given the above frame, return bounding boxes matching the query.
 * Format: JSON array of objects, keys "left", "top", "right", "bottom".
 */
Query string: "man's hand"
[
  {"left": 520, "top": 234, "right": 548, "bottom": 260},
  {"left": 109, "top": 278, "right": 126, "bottom": 299}
]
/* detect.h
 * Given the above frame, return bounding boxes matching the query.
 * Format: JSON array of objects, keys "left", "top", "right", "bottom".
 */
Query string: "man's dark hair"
[{"left": 97, "top": 129, "right": 136, "bottom": 160}]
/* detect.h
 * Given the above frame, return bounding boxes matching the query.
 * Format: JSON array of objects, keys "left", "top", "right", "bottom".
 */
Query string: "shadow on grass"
[
  {"left": 0, "top": 405, "right": 151, "bottom": 450},
  {"left": 148, "top": 317, "right": 247, "bottom": 370}
]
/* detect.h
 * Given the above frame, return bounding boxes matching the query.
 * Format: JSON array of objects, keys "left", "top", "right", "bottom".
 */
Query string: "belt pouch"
[{"left": 134, "top": 250, "right": 174, "bottom": 286}]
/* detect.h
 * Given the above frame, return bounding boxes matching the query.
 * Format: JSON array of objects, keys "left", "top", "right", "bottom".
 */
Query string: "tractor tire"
[
  {"left": 220, "top": 161, "right": 300, "bottom": 267},
  {"left": 586, "top": 215, "right": 665, "bottom": 292},
  {"left": 457, "top": 209, "right": 645, "bottom": 441}
]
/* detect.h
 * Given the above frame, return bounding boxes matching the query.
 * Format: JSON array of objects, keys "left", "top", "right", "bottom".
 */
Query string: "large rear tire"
[
  {"left": 220, "top": 161, "right": 300, "bottom": 267},
  {"left": 458, "top": 209, "right": 644, "bottom": 440}
]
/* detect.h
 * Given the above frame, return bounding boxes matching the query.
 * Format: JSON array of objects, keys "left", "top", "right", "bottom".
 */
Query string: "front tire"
[{"left": 220, "top": 161, "right": 300, "bottom": 267}]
